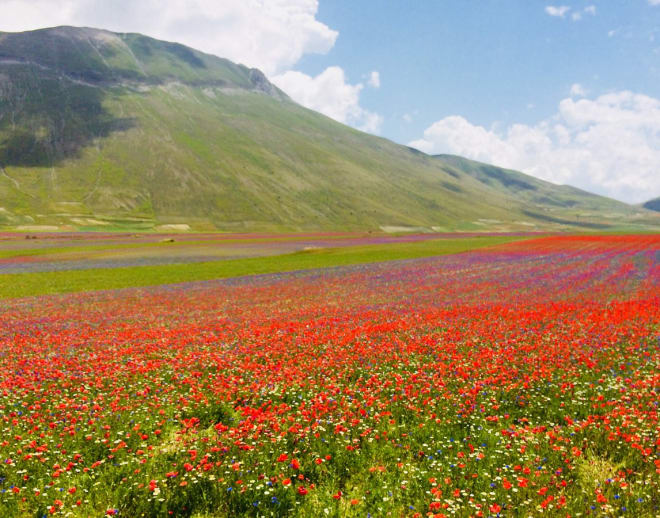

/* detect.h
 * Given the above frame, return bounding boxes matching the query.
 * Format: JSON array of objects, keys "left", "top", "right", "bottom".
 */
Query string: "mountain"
[
  {"left": 1, "top": 26, "right": 658, "bottom": 232},
  {"left": 642, "top": 197, "right": 660, "bottom": 212}
]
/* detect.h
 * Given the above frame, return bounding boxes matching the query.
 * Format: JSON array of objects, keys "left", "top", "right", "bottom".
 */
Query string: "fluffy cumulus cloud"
[
  {"left": 272, "top": 67, "right": 383, "bottom": 133},
  {"left": 409, "top": 91, "right": 660, "bottom": 203},
  {"left": 1, "top": 0, "right": 383, "bottom": 133}
]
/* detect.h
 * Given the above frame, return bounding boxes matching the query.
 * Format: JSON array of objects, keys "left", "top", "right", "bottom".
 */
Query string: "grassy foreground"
[{"left": 0, "top": 236, "right": 519, "bottom": 299}]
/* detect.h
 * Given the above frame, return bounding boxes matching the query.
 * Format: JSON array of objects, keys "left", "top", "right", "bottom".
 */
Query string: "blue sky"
[
  {"left": 302, "top": 1, "right": 659, "bottom": 144},
  {"left": 3, "top": 0, "right": 660, "bottom": 202}
]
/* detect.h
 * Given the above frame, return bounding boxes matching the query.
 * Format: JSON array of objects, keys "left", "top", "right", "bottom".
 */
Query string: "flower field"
[{"left": 1, "top": 235, "right": 658, "bottom": 517}]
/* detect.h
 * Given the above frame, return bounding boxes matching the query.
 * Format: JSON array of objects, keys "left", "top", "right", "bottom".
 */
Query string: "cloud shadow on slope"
[{"left": 0, "top": 65, "right": 135, "bottom": 168}]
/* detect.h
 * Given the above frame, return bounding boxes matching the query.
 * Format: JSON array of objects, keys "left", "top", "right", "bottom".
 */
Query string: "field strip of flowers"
[
  {"left": 0, "top": 235, "right": 658, "bottom": 517},
  {"left": 0, "top": 233, "right": 531, "bottom": 274},
  {"left": 0, "top": 236, "right": 520, "bottom": 299}
]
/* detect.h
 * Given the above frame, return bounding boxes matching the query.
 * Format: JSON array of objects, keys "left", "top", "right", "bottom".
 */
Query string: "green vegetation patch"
[{"left": 0, "top": 236, "right": 519, "bottom": 299}]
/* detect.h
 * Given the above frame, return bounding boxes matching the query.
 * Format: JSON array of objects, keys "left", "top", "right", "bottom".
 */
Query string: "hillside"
[
  {"left": 1, "top": 26, "right": 658, "bottom": 232},
  {"left": 642, "top": 197, "right": 660, "bottom": 212}
]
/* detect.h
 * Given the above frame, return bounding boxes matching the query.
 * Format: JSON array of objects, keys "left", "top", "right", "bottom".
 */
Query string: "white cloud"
[
  {"left": 570, "top": 83, "right": 588, "bottom": 97},
  {"left": 546, "top": 5, "right": 595, "bottom": 21},
  {"left": 0, "top": 0, "right": 337, "bottom": 75},
  {"left": 545, "top": 5, "right": 571, "bottom": 17},
  {"left": 572, "top": 5, "right": 596, "bottom": 20},
  {"left": 408, "top": 91, "right": 660, "bottom": 203},
  {"left": 649, "top": 0, "right": 660, "bottom": 6},
  {"left": 367, "top": 71, "right": 380, "bottom": 88},
  {"left": 272, "top": 67, "right": 383, "bottom": 133}
]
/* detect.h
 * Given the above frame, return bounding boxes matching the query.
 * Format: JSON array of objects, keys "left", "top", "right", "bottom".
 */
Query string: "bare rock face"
[{"left": 249, "top": 68, "right": 286, "bottom": 99}]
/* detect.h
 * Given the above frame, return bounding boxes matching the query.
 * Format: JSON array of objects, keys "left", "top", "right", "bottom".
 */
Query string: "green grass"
[
  {"left": 0, "top": 234, "right": 371, "bottom": 260},
  {"left": 0, "top": 236, "right": 519, "bottom": 299}
]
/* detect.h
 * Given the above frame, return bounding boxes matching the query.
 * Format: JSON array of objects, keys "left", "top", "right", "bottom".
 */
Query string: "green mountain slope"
[{"left": 0, "top": 26, "right": 658, "bottom": 232}]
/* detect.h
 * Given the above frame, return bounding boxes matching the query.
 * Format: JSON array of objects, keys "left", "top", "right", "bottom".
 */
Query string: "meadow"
[
  {"left": 0, "top": 233, "right": 521, "bottom": 299},
  {"left": 0, "top": 234, "right": 658, "bottom": 517}
]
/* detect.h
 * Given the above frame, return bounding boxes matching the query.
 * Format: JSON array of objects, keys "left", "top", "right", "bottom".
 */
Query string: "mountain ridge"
[
  {"left": 641, "top": 197, "right": 660, "bottom": 212},
  {"left": 0, "top": 26, "right": 286, "bottom": 95},
  {"left": 0, "top": 26, "right": 658, "bottom": 232}
]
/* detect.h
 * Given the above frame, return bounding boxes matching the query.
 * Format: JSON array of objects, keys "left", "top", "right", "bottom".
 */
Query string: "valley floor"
[
  {"left": 0, "top": 234, "right": 658, "bottom": 517},
  {"left": 0, "top": 232, "right": 526, "bottom": 298}
]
